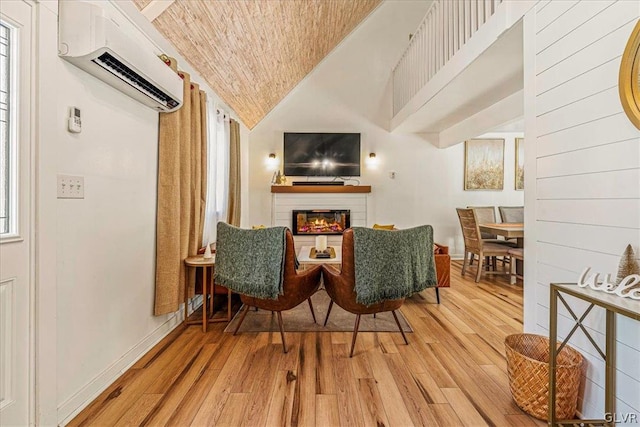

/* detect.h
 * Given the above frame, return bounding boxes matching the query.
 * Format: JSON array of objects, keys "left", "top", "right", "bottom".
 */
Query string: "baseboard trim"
[{"left": 56, "top": 297, "right": 202, "bottom": 426}]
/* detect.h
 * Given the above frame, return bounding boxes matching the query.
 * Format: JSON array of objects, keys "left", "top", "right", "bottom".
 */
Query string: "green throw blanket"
[
  {"left": 214, "top": 222, "right": 287, "bottom": 300},
  {"left": 353, "top": 225, "right": 437, "bottom": 306}
]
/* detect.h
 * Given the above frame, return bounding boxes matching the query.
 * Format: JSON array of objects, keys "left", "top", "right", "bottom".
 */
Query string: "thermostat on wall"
[{"left": 68, "top": 107, "right": 81, "bottom": 133}]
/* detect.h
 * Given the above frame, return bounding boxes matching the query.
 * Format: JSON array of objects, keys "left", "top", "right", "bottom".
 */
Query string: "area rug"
[{"left": 223, "top": 289, "right": 413, "bottom": 333}]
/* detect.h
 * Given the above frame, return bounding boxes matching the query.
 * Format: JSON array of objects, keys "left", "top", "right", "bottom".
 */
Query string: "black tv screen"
[{"left": 283, "top": 133, "right": 361, "bottom": 177}]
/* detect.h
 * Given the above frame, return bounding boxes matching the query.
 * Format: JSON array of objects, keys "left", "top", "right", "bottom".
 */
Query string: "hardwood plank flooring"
[{"left": 69, "top": 261, "right": 546, "bottom": 426}]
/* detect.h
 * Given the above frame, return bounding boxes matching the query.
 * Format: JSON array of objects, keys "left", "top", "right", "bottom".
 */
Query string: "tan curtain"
[
  {"left": 154, "top": 57, "right": 208, "bottom": 316},
  {"left": 227, "top": 119, "right": 241, "bottom": 226}
]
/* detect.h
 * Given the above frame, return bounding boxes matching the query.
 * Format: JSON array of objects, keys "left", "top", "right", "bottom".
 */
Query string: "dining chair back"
[
  {"left": 468, "top": 206, "right": 497, "bottom": 239},
  {"left": 458, "top": 208, "right": 483, "bottom": 254},
  {"left": 499, "top": 206, "right": 524, "bottom": 223},
  {"left": 456, "top": 208, "right": 512, "bottom": 283}
]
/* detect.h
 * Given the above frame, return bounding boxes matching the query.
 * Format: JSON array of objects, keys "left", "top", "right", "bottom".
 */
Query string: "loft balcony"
[{"left": 391, "top": 0, "right": 533, "bottom": 147}]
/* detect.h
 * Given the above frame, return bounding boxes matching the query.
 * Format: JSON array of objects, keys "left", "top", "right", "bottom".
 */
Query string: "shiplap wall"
[{"left": 528, "top": 0, "right": 640, "bottom": 420}]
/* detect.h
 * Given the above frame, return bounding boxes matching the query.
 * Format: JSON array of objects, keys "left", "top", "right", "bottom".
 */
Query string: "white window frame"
[{"left": 0, "top": 18, "right": 20, "bottom": 242}]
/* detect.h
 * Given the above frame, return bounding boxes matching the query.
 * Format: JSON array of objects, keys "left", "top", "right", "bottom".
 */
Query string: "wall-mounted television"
[{"left": 283, "top": 132, "right": 361, "bottom": 177}]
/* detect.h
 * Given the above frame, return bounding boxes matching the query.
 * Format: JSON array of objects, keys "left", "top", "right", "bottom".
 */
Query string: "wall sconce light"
[
  {"left": 366, "top": 152, "right": 379, "bottom": 168},
  {"left": 266, "top": 152, "right": 279, "bottom": 170}
]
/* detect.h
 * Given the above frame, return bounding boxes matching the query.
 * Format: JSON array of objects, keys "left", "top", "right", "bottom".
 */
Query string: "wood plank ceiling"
[{"left": 134, "top": 0, "right": 381, "bottom": 129}]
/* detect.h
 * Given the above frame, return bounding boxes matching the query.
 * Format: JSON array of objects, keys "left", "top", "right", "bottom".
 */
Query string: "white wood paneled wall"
[
  {"left": 529, "top": 0, "right": 640, "bottom": 420},
  {"left": 271, "top": 193, "right": 368, "bottom": 249}
]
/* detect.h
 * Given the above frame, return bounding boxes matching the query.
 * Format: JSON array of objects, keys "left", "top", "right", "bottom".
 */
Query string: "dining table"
[{"left": 479, "top": 222, "right": 524, "bottom": 274}]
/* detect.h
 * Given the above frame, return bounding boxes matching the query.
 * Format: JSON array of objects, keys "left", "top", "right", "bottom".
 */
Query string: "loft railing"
[{"left": 392, "top": 0, "right": 504, "bottom": 116}]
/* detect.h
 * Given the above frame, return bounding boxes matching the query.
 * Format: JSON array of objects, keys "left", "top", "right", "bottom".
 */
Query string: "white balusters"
[{"left": 392, "top": 0, "right": 505, "bottom": 115}]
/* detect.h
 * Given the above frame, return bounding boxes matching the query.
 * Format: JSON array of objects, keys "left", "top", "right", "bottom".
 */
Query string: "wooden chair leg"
[
  {"left": 469, "top": 253, "right": 474, "bottom": 266},
  {"left": 462, "top": 251, "right": 469, "bottom": 276},
  {"left": 307, "top": 298, "right": 317, "bottom": 324},
  {"left": 391, "top": 310, "right": 409, "bottom": 345},
  {"left": 510, "top": 255, "right": 517, "bottom": 285},
  {"left": 435, "top": 287, "right": 440, "bottom": 304},
  {"left": 276, "top": 311, "right": 287, "bottom": 353},
  {"left": 323, "top": 300, "right": 334, "bottom": 326},
  {"left": 233, "top": 304, "right": 250, "bottom": 335},
  {"left": 349, "top": 314, "right": 362, "bottom": 358},
  {"left": 373, "top": 313, "right": 376, "bottom": 318},
  {"left": 476, "top": 253, "right": 483, "bottom": 283}
]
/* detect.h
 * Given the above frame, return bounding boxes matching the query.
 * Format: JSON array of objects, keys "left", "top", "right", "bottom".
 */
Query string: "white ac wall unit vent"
[{"left": 58, "top": 0, "right": 183, "bottom": 112}]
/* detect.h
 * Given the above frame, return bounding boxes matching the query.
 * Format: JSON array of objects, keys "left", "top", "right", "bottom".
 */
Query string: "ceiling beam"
[{"left": 140, "top": 0, "right": 175, "bottom": 21}]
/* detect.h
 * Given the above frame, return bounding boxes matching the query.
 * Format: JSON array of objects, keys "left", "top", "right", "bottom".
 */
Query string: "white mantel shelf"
[{"left": 271, "top": 185, "right": 371, "bottom": 194}]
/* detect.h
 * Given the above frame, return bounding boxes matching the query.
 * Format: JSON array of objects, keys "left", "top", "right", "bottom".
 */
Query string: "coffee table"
[{"left": 297, "top": 245, "right": 342, "bottom": 270}]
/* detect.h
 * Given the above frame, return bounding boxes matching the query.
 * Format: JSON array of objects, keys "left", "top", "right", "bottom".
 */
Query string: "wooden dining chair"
[
  {"left": 508, "top": 248, "right": 524, "bottom": 284},
  {"left": 468, "top": 206, "right": 514, "bottom": 269},
  {"left": 456, "top": 208, "right": 512, "bottom": 283},
  {"left": 499, "top": 206, "right": 524, "bottom": 223}
]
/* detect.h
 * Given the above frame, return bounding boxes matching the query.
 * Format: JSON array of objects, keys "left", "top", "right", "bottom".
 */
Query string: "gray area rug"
[{"left": 224, "top": 289, "right": 413, "bottom": 333}]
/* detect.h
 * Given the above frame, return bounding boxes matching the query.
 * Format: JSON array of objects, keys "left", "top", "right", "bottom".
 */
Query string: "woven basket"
[{"left": 505, "top": 333, "right": 583, "bottom": 420}]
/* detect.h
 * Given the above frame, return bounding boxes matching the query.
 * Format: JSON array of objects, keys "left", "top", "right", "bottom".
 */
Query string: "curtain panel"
[
  {"left": 227, "top": 119, "right": 241, "bottom": 226},
  {"left": 154, "top": 57, "right": 208, "bottom": 316}
]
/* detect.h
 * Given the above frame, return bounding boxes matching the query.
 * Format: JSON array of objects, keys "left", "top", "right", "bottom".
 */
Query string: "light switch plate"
[{"left": 57, "top": 175, "right": 84, "bottom": 199}]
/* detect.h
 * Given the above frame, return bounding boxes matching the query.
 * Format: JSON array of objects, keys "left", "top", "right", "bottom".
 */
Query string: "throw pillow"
[{"left": 373, "top": 223, "right": 395, "bottom": 230}]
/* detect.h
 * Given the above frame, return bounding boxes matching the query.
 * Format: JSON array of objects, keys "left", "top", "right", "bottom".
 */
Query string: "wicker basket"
[{"left": 505, "top": 333, "right": 583, "bottom": 420}]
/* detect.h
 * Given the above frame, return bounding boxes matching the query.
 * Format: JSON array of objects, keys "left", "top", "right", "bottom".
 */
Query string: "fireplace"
[{"left": 292, "top": 210, "right": 350, "bottom": 235}]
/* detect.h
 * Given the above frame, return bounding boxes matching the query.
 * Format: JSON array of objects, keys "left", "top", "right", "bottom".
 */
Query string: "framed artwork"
[
  {"left": 464, "top": 138, "right": 504, "bottom": 190},
  {"left": 515, "top": 137, "right": 524, "bottom": 190},
  {"left": 619, "top": 20, "right": 640, "bottom": 130}
]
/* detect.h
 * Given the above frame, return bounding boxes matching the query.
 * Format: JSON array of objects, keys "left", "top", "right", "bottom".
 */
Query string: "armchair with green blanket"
[
  {"left": 322, "top": 226, "right": 438, "bottom": 357},
  {"left": 214, "top": 223, "right": 322, "bottom": 353}
]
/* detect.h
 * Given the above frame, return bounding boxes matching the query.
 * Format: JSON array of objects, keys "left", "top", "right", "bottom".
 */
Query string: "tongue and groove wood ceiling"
[{"left": 133, "top": 0, "right": 381, "bottom": 129}]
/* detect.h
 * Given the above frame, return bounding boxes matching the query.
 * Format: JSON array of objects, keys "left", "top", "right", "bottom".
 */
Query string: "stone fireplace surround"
[{"left": 271, "top": 185, "right": 370, "bottom": 249}]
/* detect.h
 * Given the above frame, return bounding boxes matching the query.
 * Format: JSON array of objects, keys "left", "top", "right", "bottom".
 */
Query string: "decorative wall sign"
[
  {"left": 577, "top": 267, "right": 640, "bottom": 300},
  {"left": 619, "top": 20, "right": 640, "bottom": 130},
  {"left": 515, "top": 137, "right": 524, "bottom": 191},
  {"left": 464, "top": 138, "right": 505, "bottom": 190}
]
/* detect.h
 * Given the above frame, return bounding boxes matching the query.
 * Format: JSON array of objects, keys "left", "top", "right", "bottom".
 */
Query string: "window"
[
  {"left": 0, "top": 21, "right": 13, "bottom": 236},
  {"left": 201, "top": 105, "right": 230, "bottom": 245}
]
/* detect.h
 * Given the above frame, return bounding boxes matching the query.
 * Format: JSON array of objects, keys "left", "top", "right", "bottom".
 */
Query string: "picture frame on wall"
[
  {"left": 464, "top": 138, "right": 505, "bottom": 191},
  {"left": 515, "top": 137, "right": 524, "bottom": 190}
]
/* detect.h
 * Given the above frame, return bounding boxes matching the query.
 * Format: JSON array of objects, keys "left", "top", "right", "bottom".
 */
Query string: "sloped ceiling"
[{"left": 134, "top": 0, "right": 381, "bottom": 129}]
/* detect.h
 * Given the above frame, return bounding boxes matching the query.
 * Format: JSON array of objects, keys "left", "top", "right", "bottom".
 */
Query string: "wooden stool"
[{"left": 184, "top": 255, "right": 232, "bottom": 332}]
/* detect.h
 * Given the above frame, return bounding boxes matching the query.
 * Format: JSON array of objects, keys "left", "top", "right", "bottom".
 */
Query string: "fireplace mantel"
[{"left": 271, "top": 185, "right": 371, "bottom": 194}]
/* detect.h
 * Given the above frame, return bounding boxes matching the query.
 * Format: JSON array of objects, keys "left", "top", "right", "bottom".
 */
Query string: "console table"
[{"left": 549, "top": 283, "right": 640, "bottom": 426}]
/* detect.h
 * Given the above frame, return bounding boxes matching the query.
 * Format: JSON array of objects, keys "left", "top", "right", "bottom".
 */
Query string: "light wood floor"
[{"left": 69, "top": 261, "right": 544, "bottom": 427}]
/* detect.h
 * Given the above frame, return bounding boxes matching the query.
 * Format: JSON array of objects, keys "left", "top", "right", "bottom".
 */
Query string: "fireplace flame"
[{"left": 298, "top": 216, "right": 344, "bottom": 234}]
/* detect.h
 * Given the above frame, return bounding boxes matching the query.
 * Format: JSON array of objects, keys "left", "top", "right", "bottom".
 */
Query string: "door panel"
[{"left": 0, "top": 1, "right": 34, "bottom": 425}]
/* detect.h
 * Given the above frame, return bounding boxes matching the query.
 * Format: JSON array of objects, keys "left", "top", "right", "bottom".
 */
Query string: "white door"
[{"left": 0, "top": 1, "right": 34, "bottom": 426}]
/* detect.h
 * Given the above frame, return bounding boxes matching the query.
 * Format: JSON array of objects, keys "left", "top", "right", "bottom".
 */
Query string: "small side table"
[{"left": 184, "top": 255, "right": 232, "bottom": 332}]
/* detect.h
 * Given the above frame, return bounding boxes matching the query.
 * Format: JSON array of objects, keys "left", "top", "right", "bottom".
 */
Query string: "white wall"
[
  {"left": 524, "top": 0, "right": 640, "bottom": 421},
  {"left": 248, "top": 1, "right": 524, "bottom": 257},
  {"left": 35, "top": 2, "right": 250, "bottom": 424}
]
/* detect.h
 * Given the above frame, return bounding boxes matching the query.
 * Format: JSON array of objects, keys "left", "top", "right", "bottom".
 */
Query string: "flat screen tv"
[{"left": 283, "top": 132, "right": 361, "bottom": 176}]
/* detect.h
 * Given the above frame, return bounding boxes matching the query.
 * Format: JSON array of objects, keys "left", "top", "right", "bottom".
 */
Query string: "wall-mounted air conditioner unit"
[{"left": 58, "top": 0, "right": 183, "bottom": 112}]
